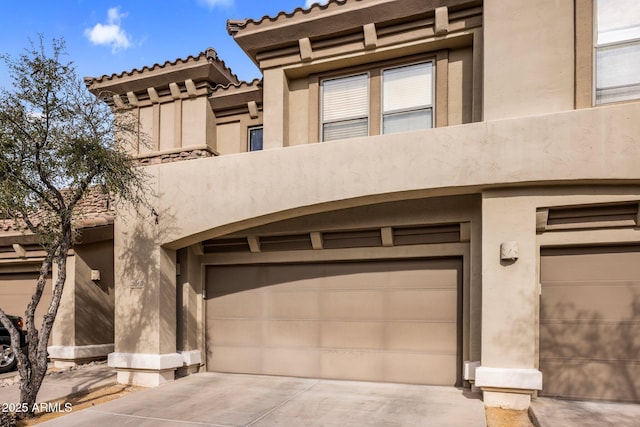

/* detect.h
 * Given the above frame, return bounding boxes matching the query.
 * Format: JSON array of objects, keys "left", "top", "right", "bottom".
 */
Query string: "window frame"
[
  {"left": 320, "top": 72, "right": 371, "bottom": 142},
  {"left": 576, "top": 0, "right": 640, "bottom": 107},
  {"left": 380, "top": 60, "right": 435, "bottom": 135},
  {"left": 247, "top": 125, "right": 264, "bottom": 151},
  {"left": 593, "top": 0, "right": 640, "bottom": 105},
  {"left": 313, "top": 51, "right": 447, "bottom": 142}
]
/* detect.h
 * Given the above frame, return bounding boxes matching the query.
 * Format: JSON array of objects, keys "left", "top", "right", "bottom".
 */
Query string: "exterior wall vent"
[
  {"left": 260, "top": 234, "right": 313, "bottom": 252},
  {"left": 205, "top": 223, "right": 463, "bottom": 254},
  {"left": 203, "top": 238, "right": 250, "bottom": 253},
  {"left": 393, "top": 225, "right": 461, "bottom": 245},
  {"left": 542, "top": 202, "right": 639, "bottom": 231},
  {"left": 322, "top": 229, "right": 382, "bottom": 249}
]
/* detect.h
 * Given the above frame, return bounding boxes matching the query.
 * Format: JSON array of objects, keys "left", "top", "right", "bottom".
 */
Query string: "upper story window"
[
  {"left": 248, "top": 126, "right": 263, "bottom": 151},
  {"left": 382, "top": 62, "right": 434, "bottom": 134},
  {"left": 320, "top": 60, "right": 434, "bottom": 142},
  {"left": 595, "top": 0, "right": 640, "bottom": 104},
  {"left": 321, "top": 73, "right": 369, "bottom": 141}
]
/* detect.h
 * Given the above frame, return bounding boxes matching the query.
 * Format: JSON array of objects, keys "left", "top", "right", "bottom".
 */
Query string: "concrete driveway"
[{"left": 40, "top": 372, "right": 486, "bottom": 427}]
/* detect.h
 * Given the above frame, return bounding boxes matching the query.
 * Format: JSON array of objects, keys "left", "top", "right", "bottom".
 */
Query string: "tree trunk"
[{"left": 15, "top": 230, "right": 71, "bottom": 420}]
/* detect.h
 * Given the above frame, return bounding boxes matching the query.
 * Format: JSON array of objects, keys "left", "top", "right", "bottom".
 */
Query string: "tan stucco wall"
[
  {"left": 73, "top": 240, "right": 114, "bottom": 346},
  {"left": 52, "top": 256, "right": 76, "bottom": 347},
  {"left": 114, "top": 195, "right": 178, "bottom": 355},
  {"left": 481, "top": 188, "right": 640, "bottom": 371},
  {"left": 50, "top": 240, "right": 115, "bottom": 349},
  {"left": 212, "top": 109, "right": 263, "bottom": 155},
  {"left": 263, "top": 68, "right": 288, "bottom": 149},
  {"left": 128, "top": 96, "right": 216, "bottom": 156},
  {"left": 483, "top": 0, "right": 575, "bottom": 120},
  {"left": 448, "top": 47, "right": 474, "bottom": 126},
  {"left": 112, "top": 101, "right": 640, "bottom": 372},
  {"left": 176, "top": 247, "right": 203, "bottom": 352},
  {"left": 281, "top": 46, "right": 474, "bottom": 147},
  {"left": 216, "top": 122, "right": 242, "bottom": 154},
  {"left": 136, "top": 102, "right": 640, "bottom": 250}
]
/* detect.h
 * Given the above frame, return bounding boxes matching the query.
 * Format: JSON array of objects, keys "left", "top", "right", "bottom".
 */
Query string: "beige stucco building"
[{"left": 2, "top": 0, "right": 640, "bottom": 411}]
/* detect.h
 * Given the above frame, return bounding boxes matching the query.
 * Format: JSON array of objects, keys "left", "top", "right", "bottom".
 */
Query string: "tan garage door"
[
  {"left": 206, "top": 258, "right": 462, "bottom": 385},
  {"left": 0, "top": 272, "right": 52, "bottom": 328},
  {"left": 540, "top": 246, "right": 640, "bottom": 402}
]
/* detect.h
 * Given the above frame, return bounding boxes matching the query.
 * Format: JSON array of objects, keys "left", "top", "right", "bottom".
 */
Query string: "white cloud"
[
  {"left": 84, "top": 7, "right": 132, "bottom": 53},
  {"left": 197, "top": 0, "right": 234, "bottom": 9},
  {"left": 305, "top": 0, "right": 329, "bottom": 7}
]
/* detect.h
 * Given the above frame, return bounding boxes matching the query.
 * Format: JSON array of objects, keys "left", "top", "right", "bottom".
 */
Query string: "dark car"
[{"left": 0, "top": 315, "right": 26, "bottom": 373}]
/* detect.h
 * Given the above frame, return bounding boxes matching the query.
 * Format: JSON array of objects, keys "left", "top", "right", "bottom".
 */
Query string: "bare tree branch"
[{"left": 0, "top": 36, "right": 148, "bottom": 419}]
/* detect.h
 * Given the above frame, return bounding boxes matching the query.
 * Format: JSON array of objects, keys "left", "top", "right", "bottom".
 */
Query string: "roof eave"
[
  {"left": 85, "top": 50, "right": 240, "bottom": 97},
  {"left": 229, "top": 0, "right": 482, "bottom": 65}
]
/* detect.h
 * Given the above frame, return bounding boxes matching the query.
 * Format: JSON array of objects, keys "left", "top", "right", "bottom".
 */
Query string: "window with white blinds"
[
  {"left": 321, "top": 73, "right": 369, "bottom": 141},
  {"left": 382, "top": 62, "right": 433, "bottom": 134},
  {"left": 595, "top": 0, "right": 640, "bottom": 104}
]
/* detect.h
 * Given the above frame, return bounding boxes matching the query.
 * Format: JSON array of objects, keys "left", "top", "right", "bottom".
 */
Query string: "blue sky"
[{"left": 0, "top": 0, "right": 328, "bottom": 88}]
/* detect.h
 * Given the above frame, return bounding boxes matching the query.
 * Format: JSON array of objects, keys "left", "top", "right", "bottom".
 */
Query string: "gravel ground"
[{"left": 0, "top": 360, "right": 107, "bottom": 388}]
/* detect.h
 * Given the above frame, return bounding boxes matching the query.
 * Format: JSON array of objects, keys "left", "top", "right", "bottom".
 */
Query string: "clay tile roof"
[
  {"left": 0, "top": 188, "right": 115, "bottom": 233},
  {"left": 212, "top": 78, "right": 263, "bottom": 92},
  {"left": 84, "top": 48, "right": 238, "bottom": 86},
  {"left": 227, "top": 0, "right": 349, "bottom": 35}
]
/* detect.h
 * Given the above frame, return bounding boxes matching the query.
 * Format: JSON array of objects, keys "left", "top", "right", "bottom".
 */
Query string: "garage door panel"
[
  {"left": 383, "top": 352, "right": 457, "bottom": 385},
  {"left": 380, "top": 268, "right": 460, "bottom": 290},
  {"left": 541, "top": 247, "right": 640, "bottom": 282},
  {"left": 319, "top": 291, "right": 385, "bottom": 320},
  {"left": 385, "top": 322, "right": 457, "bottom": 353},
  {"left": 207, "top": 258, "right": 461, "bottom": 386},
  {"left": 541, "top": 322, "right": 640, "bottom": 361},
  {"left": 541, "top": 283, "right": 640, "bottom": 320},
  {"left": 209, "top": 319, "right": 262, "bottom": 347},
  {"left": 540, "top": 246, "right": 640, "bottom": 402},
  {"left": 207, "top": 266, "right": 263, "bottom": 297},
  {"left": 263, "top": 348, "right": 320, "bottom": 377},
  {"left": 0, "top": 273, "right": 52, "bottom": 328},
  {"left": 265, "top": 292, "right": 319, "bottom": 319},
  {"left": 387, "top": 290, "right": 457, "bottom": 321},
  {"left": 320, "top": 350, "right": 384, "bottom": 382},
  {"left": 540, "top": 360, "right": 640, "bottom": 402},
  {"left": 208, "top": 347, "right": 262, "bottom": 373},
  {"left": 1, "top": 295, "right": 30, "bottom": 316},
  {"left": 264, "top": 321, "right": 319, "bottom": 348},
  {"left": 320, "top": 321, "right": 384, "bottom": 350},
  {"left": 208, "top": 292, "right": 262, "bottom": 318}
]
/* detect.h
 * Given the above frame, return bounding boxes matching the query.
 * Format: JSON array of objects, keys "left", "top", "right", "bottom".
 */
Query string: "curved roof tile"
[
  {"left": 85, "top": 48, "right": 238, "bottom": 86},
  {"left": 212, "top": 78, "right": 263, "bottom": 92},
  {"left": 227, "top": 0, "right": 352, "bottom": 34}
]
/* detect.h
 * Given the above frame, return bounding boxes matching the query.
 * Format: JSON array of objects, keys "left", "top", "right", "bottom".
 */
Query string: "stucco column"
[
  {"left": 108, "top": 167, "right": 182, "bottom": 386},
  {"left": 475, "top": 190, "right": 542, "bottom": 409},
  {"left": 262, "top": 67, "right": 288, "bottom": 149},
  {"left": 175, "top": 245, "right": 204, "bottom": 375},
  {"left": 49, "top": 256, "right": 76, "bottom": 368},
  {"left": 49, "top": 247, "right": 116, "bottom": 367}
]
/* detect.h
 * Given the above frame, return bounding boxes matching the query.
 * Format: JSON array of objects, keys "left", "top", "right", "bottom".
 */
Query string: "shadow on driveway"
[{"left": 530, "top": 397, "right": 640, "bottom": 427}]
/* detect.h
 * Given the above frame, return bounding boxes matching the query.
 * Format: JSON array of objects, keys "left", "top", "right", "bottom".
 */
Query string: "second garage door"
[
  {"left": 206, "top": 258, "right": 462, "bottom": 385},
  {"left": 540, "top": 246, "right": 640, "bottom": 402},
  {"left": 0, "top": 272, "right": 52, "bottom": 328}
]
